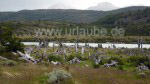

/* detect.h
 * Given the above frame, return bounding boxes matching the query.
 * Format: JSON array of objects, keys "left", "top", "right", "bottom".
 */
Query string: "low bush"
[
  {"left": 92, "top": 63, "right": 100, "bottom": 68},
  {"left": 1, "top": 52, "right": 19, "bottom": 61},
  {"left": 0, "top": 45, "right": 5, "bottom": 55},
  {"left": 48, "top": 55, "right": 63, "bottom": 62},
  {"left": 38, "top": 61, "right": 50, "bottom": 66},
  {"left": 117, "top": 66, "right": 124, "bottom": 70},
  {"left": 66, "top": 54, "right": 75, "bottom": 61},
  {"left": 67, "top": 53, "right": 86, "bottom": 61},
  {"left": 0, "top": 60, "right": 18, "bottom": 66},
  {"left": 144, "top": 62, "right": 150, "bottom": 69},
  {"left": 41, "top": 69, "right": 74, "bottom": 84},
  {"left": 106, "top": 57, "right": 124, "bottom": 65},
  {"left": 127, "top": 56, "right": 150, "bottom": 66}
]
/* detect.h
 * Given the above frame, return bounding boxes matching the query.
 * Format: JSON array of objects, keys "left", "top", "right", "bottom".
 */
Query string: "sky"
[{"left": 0, "top": 0, "right": 150, "bottom": 11}]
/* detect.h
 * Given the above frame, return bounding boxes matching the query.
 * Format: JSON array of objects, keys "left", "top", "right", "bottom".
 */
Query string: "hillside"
[
  {"left": 95, "top": 7, "right": 150, "bottom": 35},
  {"left": 0, "top": 6, "right": 147, "bottom": 23},
  {"left": 0, "top": 9, "right": 105, "bottom": 23}
]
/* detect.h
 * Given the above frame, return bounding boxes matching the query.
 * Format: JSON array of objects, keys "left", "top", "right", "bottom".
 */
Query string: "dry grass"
[
  {"left": 0, "top": 64, "right": 149, "bottom": 84},
  {"left": 70, "top": 66, "right": 149, "bottom": 84},
  {"left": 0, "top": 64, "right": 52, "bottom": 84}
]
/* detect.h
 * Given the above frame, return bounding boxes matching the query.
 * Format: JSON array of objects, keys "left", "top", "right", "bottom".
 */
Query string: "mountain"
[
  {"left": 87, "top": 2, "right": 118, "bottom": 11},
  {"left": 0, "top": 6, "right": 148, "bottom": 23}
]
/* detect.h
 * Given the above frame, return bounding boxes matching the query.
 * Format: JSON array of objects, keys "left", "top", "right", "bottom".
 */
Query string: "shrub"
[
  {"left": 1, "top": 52, "right": 19, "bottom": 61},
  {"left": 144, "top": 62, "right": 150, "bottom": 69},
  {"left": 99, "top": 58, "right": 106, "bottom": 65},
  {"left": 128, "top": 56, "right": 150, "bottom": 66},
  {"left": 48, "top": 55, "right": 63, "bottom": 62},
  {"left": 44, "top": 69, "right": 73, "bottom": 84},
  {"left": 107, "top": 57, "right": 124, "bottom": 65},
  {"left": 92, "top": 63, "right": 100, "bottom": 68},
  {"left": 0, "top": 45, "right": 5, "bottom": 55},
  {"left": 66, "top": 54, "right": 75, "bottom": 61},
  {"left": 0, "top": 60, "right": 18, "bottom": 66},
  {"left": 117, "top": 66, "right": 124, "bottom": 70},
  {"left": 38, "top": 61, "right": 50, "bottom": 66},
  {"left": 67, "top": 53, "right": 86, "bottom": 61},
  {"left": 138, "top": 72, "right": 147, "bottom": 78}
]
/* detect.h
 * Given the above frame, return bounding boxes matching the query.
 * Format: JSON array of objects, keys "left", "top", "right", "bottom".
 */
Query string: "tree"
[{"left": 0, "top": 26, "right": 24, "bottom": 52}]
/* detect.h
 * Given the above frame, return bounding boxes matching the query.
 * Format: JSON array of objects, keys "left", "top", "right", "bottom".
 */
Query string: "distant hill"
[
  {"left": 94, "top": 7, "right": 150, "bottom": 35},
  {"left": 87, "top": 2, "right": 118, "bottom": 11},
  {"left": 0, "top": 6, "right": 148, "bottom": 23},
  {"left": 0, "top": 9, "right": 105, "bottom": 23},
  {"left": 95, "top": 7, "right": 150, "bottom": 26}
]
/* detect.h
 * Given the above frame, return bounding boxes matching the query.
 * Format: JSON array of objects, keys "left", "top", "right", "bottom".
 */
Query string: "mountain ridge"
[{"left": 0, "top": 6, "right": 148, "bottom": 23}]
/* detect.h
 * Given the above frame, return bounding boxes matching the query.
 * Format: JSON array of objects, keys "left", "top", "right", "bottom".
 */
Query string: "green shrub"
[
  {"left": 43, "top": 62, "right": 50, "bottom": 66},
  {"left": 0, "top": 45, "right": 5, "bottom": 55},
  {"left": 144, "top": 62, "right": 150, "bottom": 69},
  {"left": 1, "top": 52, "right": 19, "bottom": 61},
  {"left": 92, "top": 63, "right": 100, "bottom": 68},
  {"left": 117, "top": 66, "right": 124, "bottom": 70},
  {"left": 0, "top": 60, "right": 18, "bottom": 66},
  {"left": 66, "top": 54, "right": 75, "bottom": 61},
  {"left": 128, "top": 56, "right": 149, "bottom": 66},
  {"left": 99, "top": 58, "right": 106, "bottom": 65},
  {"left": 48, "top": 55, "right": 63, "bottom": 62},
  {"left": 67, "top": 53, "right": 86, "bottom": 61},
  {"left": 76, "top": 53, "right": 86, "bottom": 61},
  {"left": 107, "top": 57, "right": 124, "bottom": 65},
  {"left": 92, "top": 61, "right": 100, "bottom": 68},
  {"left": 42, "top": 69, "right": 74, "bottom": 84}
]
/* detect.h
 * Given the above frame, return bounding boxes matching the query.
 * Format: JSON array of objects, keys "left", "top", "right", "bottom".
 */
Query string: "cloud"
[
  {"left": 0, "top": 0, "right": 54, "bottom": 11},
  {"left": 0, "top": 0, "right": 150, "bottom": 11},
  {"left": 49, "top": 3, "right": 74, "bottom": 9}
]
